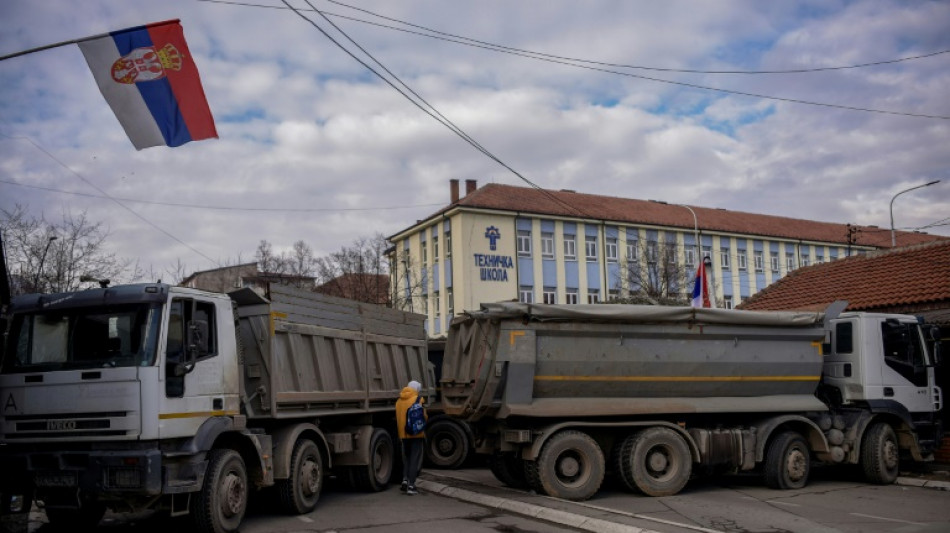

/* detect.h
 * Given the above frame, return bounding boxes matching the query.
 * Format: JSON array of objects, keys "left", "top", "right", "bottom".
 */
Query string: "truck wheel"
[
  {"left": 277, "top": 439, "right": 323, "bottom": 514},
  {"left": 534, "top": 430, "right": 605, "bottom": 501},
  {"left": 194, "top": 449, "right": 248, "bottom": 533},
  {"left": 488, "top": 453, "right": 529, "bottom": 489},
  {"left": 426, "top": 419, "right": 470, "bottom": 469},
  {"left": 621, "top": 427, "right": 692, "bottom": 497},
  {"left": 764, "top": 431, "right": 810, "bottom": 490},
  {"left": 862, "top": 422, "right": 899, "bottom": 484},
  {"left": 354, "top": 428, "right": 394, "bottom": 492}
]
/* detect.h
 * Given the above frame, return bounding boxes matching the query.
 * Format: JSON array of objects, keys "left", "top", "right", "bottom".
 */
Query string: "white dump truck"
[
  {"left": 440, "top": 302, "right": 944, "bottom": 500},
  {"left": 0, "top": 282, "right": 432, "bottom": 533}
]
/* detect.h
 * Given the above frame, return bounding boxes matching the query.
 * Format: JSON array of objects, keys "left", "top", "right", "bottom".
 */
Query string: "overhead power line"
[
  {"left": 201, "top": 0, "right": 950, "bottom": 119},
  {"left": 0, "top": 178, "right": 443, "bottom": 213}
]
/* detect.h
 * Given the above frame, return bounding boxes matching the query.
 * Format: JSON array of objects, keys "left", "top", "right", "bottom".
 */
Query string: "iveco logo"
[{"left": 47, "top": 420, "right": 76, "bottom": 431}]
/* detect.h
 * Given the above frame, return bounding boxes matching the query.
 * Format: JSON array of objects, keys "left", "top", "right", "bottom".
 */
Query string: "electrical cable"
[
  {"left": 0, "top": 178, "right": 443, "bottom": 213},
  {"left": 200, "top": 0, "right": 950, "bottom": 119},
  {"left": 1, "top": 135, "right": 218, "bottom": 265}
]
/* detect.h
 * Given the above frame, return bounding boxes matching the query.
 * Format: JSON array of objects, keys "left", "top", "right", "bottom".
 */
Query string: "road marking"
[{"left": 850, "top": 513, "right": 925, "bottom": 526}]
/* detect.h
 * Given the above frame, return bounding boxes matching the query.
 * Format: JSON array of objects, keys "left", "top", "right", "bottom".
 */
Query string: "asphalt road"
[{"left": 4, "top": 466, "right": 949, "bottom": 533}]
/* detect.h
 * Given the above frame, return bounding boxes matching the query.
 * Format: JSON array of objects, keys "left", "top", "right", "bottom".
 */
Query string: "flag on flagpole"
[
  {"left": 690, "top": 258, "right": 712, "bottom": 308},
  {"left": 78, "top": 20, "right": 216, "bottom": 150}
]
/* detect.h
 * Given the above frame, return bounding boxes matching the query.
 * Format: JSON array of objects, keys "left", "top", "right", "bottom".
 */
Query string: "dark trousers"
[{"left": 401, "top": 438, "right": 424, "bottom": 487}]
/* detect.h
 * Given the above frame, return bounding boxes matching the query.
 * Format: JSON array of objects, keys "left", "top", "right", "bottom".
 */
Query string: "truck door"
[
  {"left": 159, "top": 297, "right": 227, "bottom": 439},
  {"left": 879, "top": 320, "right": 933, "bottom": 414}
]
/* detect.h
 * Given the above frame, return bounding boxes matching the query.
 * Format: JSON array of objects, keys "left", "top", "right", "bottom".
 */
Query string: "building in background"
[
  {"left": 181, "top": 263, "right": 315, "bottom": 294},
  {"left": 388, "top": 180, "right": 943, "bottom": 338}
]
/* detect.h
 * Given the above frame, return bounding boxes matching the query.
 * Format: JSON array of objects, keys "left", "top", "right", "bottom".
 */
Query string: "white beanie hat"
[{"left": 408, "top": 380, "right": 422, "bottom": 392}]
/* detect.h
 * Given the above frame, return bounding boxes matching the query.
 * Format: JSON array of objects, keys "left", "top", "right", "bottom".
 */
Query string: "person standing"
[{"left": 395, "top": 380, "right": 427, "bottom": 495}]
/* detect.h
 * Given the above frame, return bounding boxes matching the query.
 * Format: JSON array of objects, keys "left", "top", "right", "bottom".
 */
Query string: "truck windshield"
[{"left": 2, "top": 303, "right": 162, "bottom": 373}]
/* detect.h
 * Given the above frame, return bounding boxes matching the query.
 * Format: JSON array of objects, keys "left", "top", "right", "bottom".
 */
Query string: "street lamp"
[
  {"left": 34, "top": 235, "right": 58, "bottom": 292},
  {"left": 890, "top": 180, "right": 940, "bottom": 246}
]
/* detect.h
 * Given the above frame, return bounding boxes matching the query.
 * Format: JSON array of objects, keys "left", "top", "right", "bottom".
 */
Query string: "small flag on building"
[
  {"left": 78, "top": 20, "right": 217, "bottom": 150},
  {"left": 690, "top": 258, "right": 712, "bottom": 308}
]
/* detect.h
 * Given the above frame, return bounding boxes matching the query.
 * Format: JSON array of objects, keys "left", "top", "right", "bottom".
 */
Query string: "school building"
[{"left": 387, "top": 180, "right": 941, "bottom": 338}]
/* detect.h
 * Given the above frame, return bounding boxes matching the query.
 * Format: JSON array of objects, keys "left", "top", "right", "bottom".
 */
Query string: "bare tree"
[
  {"left": 387, "top": 246, "right": 427, "bottom": 312},
  {"left": 314, "top": 233, "right": 391, "bottom": 305},
  {"left": 1, "top": 205, "right": 130, "bottom": 295},
  {"left": 254, "top": 239, "right": 284, "bottom": 274},
  {"left": 611, "top": 238, "right": 697, "bottom": 306}
]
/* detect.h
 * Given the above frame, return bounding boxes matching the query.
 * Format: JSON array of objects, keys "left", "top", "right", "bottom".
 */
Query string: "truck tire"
[
  {"left": 194, "top": 449, "right": 248, "bottom": 533},
  {"left": 861, "top": 422, "right": 899, "bottom": 484},
  {"left": 354, "top": 428, "right": 394, "bottom": 492},
  {"left": 488, "top": 453, "right": 529, "bottom": 489},
  {"left": 277, "top": 438, "right": 323, "bottom": 514},
  {"left": 532, "top": 430, "right": 605, "bottom": 501},
  {"left": 620, "top": 427, "right": 692, "bottom": 497},
  {"left": 764, "top": 431, "right": 810, "bottom": 490},
  {"left": 426, "top": 419, "right": 470, "bottom": 469}
]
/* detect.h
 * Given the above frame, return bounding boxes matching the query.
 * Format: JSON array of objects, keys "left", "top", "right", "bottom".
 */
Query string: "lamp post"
[
  {"left": 890, "top": 180, "right": 940, "bottom": 246},
  {"left": 34, "top": 235, "right": 58, "bottom": 292}
]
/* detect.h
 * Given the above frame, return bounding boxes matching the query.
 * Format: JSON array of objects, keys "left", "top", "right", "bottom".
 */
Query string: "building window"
[
  {"left": 564, "top": 235, "right": 577, "bottom": 260},
  {"left": 422, "top": 295, "right": 428, "bottom": 314},
  {"left": 585, "top": 236, "right": 597, "bottom": 260},
  {"left": 786, "top": 253, "right": 795, "bottom": 271},
  {"left": 770, "top": 251, "right": 779, "bottom": 272},
  {"left": 434, "top": 291, "right": 440, "bottom": 314},
  {"left": 433, "top": 235, "right": 439, "bottom": 262},
  {"left": 445, "top": 230, "right": 452, "bottom": 258},
  {"left": 737, "top": 251, "right": 747, "bottom": 271},
  {"left": 608, "top": 289, "right": 620, "bottom": 302},
  {"left": 626, "top": 240, "right": 638, "bottom": 263},
  {"left": 565, "top": 289, "right": 579, "bottom": 305},
  {"left": 543, "top": 288, "right": 556, "bottom": 304},
  {"left": 816, "top": 253, "right": 824, "bottom": 264},
  {"left": 541, "top": 232, "right": 555, "bottom": 259},
  {"left": 517, "top": 230, "right": 531, "bottom": 257},
  {"left": 587, "top": 290, "right": 601, "bottom": 304},
  {"left": 646, "top": 241, "right": 658, "bottom": 264},
  {"left": 447, "top": 288, "right": 454, "bottom": 316},
  {"left": 606, "top": 238, "right": 618, "bottom": 262},
  {"left": 723, "top": 295, "right": 733, "bottom": 309},
  {"left": 685, "top": 247, "right": 696, "bottom": 268},
  {"left": 720, "top": 247, "right": 730, "bottom": 270},
  {"left": 754, "top": 251, "right": 764, "bottom": 272},
  {"left": 801, "top": 256, "right": 810, "bottom": 267},
  {"left": 421, "top": 240, "right": 427, "bottom": 264},
  {"left": 519, "top": 287, "right": 534, "bottom": 303}
]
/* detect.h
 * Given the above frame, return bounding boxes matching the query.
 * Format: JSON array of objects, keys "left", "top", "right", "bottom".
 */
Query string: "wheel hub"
[
  {"left": 647, "top": 449, "right": 669, "bottom": 473},
  {"left": 558, "top": 456, "right": 580, "bottom": 477},
  {"left": 786, "top": 450, "right": 806, "bottom": 481},
  {"left": 222, "top": 473, "right": 245, "bottom": 517}
]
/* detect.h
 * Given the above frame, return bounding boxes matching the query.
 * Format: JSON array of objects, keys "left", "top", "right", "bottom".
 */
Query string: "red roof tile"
[
  {"left": 433, "top": 183, "right": 944, "bottom": 248},
  {"left": 739, "top": 240, "right": 950, "bottom": 312}
]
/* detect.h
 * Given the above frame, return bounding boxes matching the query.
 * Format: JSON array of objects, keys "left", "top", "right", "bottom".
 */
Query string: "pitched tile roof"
[
  {"left": 435, "top": 183, "right": 944, "bottom": 248},
  {"left": 739, "top": 239, "right": 950, "bottom": 313}
]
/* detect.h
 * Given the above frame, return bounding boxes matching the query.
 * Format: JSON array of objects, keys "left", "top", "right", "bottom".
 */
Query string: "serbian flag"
[
  {"left": 78, "top": 20, "right": 217, "bottom": 150},
  {"left": 690, "top": 259, "right": 712, "bottom": 308}
]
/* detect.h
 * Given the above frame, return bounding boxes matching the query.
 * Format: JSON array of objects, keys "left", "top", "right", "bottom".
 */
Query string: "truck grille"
[{"left": 3, "top": 411, "right": 130, "bottom": 439}]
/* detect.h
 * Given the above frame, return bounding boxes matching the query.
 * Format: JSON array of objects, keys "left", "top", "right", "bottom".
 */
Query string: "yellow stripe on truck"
[
  {"left": 534, "top": 375, "right": 819, "bottom": 382},
  {"left": 158, "top": 411, "right": 239, "bottom": 420}
]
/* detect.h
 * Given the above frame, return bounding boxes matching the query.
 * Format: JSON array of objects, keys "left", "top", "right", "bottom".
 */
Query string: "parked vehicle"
[
  {"left": 440, "top": 301, "right": 944, "bottom": 500},
  {"left": 423, "top": 339, "right": 474, "bottom": 469},
  {"left": 0, "top": 282, "right": 432, "bottom": 533}
]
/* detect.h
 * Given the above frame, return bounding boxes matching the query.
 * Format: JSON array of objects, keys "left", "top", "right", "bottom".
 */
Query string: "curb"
[
  {"left": 416, "top": 479, "right": 662, "bottom": 533},
  {"left": 895, "top": 476, "right": 950, "bottom": 491}
]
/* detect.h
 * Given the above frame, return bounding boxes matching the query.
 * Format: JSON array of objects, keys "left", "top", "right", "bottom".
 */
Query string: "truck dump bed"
[
  {"left": 440, "top": 303, "right": 830, "bottom": 421},
  {"left": 232, "top": 284, "right": 430, "bottom": 419}
]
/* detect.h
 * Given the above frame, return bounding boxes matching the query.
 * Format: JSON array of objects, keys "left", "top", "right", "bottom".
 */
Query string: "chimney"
[
  {"left": 450, "top": 179, "right": 460, "bottom": 203},
  {"left": 465, "top": 179, "right": 477, "bottom": 195}
]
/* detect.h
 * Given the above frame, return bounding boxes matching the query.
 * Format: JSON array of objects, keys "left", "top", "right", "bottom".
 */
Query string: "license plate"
[{"left": 34, "top": 472, "right": 78, "bottom": 487}]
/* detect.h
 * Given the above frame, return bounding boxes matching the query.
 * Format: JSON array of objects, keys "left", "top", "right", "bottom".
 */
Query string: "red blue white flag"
[
  {"left": 78, "top": 20, "right": 217, "bottom": 150},
  {"left": 690, "top": 259, "right": 712, "bottom": 308}
]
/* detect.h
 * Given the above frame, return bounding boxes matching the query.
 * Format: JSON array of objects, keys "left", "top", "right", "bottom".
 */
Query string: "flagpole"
[{"left": 0, "top": 19, "right": 180, "bottom": 62}]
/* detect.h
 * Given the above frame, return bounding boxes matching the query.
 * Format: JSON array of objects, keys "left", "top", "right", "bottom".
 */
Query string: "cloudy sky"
[{"left": 2, "top": 0, "right": 948, "bottom": 279}]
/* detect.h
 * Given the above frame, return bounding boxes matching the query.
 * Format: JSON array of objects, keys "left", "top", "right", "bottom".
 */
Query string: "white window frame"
[
  {"left": 421, "top": 240, "right": 427, "bottom": 264},
  {"left": 541, "top": 232, "right": 555, "bottom": 259},
  {"left": 445, "top": 231, "right": 452, "bottom": 258},
  {"left": 517, "top": 230, "right": 531, "bottom": 257},
  {"left": 685, "top": 247, "right": 696, "bottom": 268},
  {"left": 585, "top": 236, "right": 597, "bottom": 261},
  {"left": 606, "top": 238, "right": 618, "bottom": 262},
  {"left": 770, "top": 252, "right": 779, "bottom": 272},
  {"left": 587, "top": 290, "right": 601, "bottom": 304},
  {"left": 433, "top": 235, "right": 439, "bottom": 262},
  {"left": 626, "top": 241, "right": 638, "bottom": 262},
  {"left": 720, "top": 248, "right": 730, "bottom": 270},
  {"left": 565, "top": 290, "right": 579, "bottom": 305},
  {"left": 786, "top": 253, "right": 795, "bottom": 271},
  {"left": 519, "top": 287, "right": 533, "bottom": 303},
  {"left": 564, "top": 235, "right": 577, "bottom": 260},
  {"left": 434, "top": 291, "right": 440, "bottom": 314},
  {"left": 543, "top": 289, "right": 556, "bottom": 304},
  {"left": 737, "top": 251, "right": 747, "bottom": 271},
  {"left": 723, "top": 295, "right": 733, "bottom": 310},
  {"left": 447, "top": 288, "right": 454, "bottom": 316},
  {"left": 754, "top": 251, "right": 764, "bottom": 272}
]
